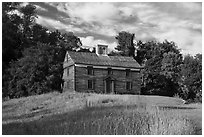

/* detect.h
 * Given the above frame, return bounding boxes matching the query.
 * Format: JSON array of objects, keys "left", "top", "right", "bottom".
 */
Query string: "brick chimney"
[{"left": 96, "top": 44, "right": 108, "bottom": 56}]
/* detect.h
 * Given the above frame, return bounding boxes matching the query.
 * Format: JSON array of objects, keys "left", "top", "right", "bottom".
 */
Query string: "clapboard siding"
[
  {"left": 75, "top": 66, "right": 106, "bottom": 93},
  {"left": 112, "top": 69, "right": 141, "bottom": 94},
  {"left": 73, "top": 66, "right": 141, "bottom": 94},
  {"left": 63, "top": 65, "right": 75, "bottom": 91}
]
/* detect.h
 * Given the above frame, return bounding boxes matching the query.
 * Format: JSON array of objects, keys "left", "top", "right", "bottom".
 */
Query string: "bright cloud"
[
  {"left": 36, "top": 15, "right": 84, "bottom": 33},
  {"left": 35, "top": 5, "right": 48, "bottom": 12},
  {"left": 36, "top": 2, "right": 201, "bottom": 55},
  {"left": 80, "top": 36, "right": 117, "bottom": 52},
  {"left": 56, "top": 3, "right": 120, "bottom": 24}
]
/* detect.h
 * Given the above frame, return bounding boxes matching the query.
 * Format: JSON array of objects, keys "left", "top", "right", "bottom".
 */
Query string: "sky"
[{"left": 31, "top": 2, "right": 202, "bottom": 55}]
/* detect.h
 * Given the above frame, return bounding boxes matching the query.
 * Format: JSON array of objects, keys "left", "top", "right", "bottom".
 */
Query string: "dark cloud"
[
  {"left": 32, "top": 2, "right": 70, "bottom": 22},
  {"left": 116, "top": 14, "right": 141, "bottom": 25},
  {"left": 148, "top": 2, "right": 201, "bottom": 23}
]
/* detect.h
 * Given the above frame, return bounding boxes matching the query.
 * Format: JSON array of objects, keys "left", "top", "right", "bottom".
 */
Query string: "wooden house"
[{"left": 62, "top": 44, "right": 143, "bottom": 94}]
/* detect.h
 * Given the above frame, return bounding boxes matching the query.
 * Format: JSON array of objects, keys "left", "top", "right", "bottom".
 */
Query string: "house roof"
[{"left": 67, "top": 51, "right": 142, "bottom": 69}]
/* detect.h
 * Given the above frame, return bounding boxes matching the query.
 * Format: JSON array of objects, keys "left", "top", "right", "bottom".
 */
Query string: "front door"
[{"left": 105, "top": 80, "right": 114, "bottom": 93}]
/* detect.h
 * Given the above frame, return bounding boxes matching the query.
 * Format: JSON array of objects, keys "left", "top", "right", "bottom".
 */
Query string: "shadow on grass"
[
  {"left": 2, "top": 105, "right": 139, "bottom": 135},
  {"left": 3, "top": 109, "right": 52, "bottom": 122},
  {"left": 2, "top": 104, "right": 198, "bottom": 135}
]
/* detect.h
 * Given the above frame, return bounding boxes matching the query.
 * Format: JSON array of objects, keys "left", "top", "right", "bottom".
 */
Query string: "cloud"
[
  {"left": 86, "top": 25, "right": 117, "bottom": 37},
  {"left": 127, "top": 2, "right": 202, "bottom": 55},
  {"left": 50, "top": 2, "right": 142, "bottom": 36},
  {"left": 20, "top": 2, "right": 29, "bottom": 7},
  {"left": 35, "top": 2, "right": 201, "bottom": 55},
  {"left": 35, "top": 5, "right": 48, "bottom": 12},
  {"left": 56, "top": 3, "right": 119, "bottom": 24},
  {"left": 36, "top": 15, "right": 84, "bottom": 33},
  {"left": 154, "top": 28, "right": 202, "bottom": 55},
  {"left": 80, "top": 36, "right": 117, "bottom": 52}
]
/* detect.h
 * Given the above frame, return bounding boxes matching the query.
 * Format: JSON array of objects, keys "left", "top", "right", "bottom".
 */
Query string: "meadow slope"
[{"left": 2, "top": 91, "right": 202, "bottom": 135}]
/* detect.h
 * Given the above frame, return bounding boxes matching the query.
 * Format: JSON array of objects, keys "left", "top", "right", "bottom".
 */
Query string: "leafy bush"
[{"left": 8, "top": 43, "right": 63, "bottom": 98}]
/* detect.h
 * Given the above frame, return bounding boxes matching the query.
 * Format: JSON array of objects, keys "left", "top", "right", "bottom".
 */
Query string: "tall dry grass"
[{"left": 3, "top": 102, "right": 196, "bottom": 135}]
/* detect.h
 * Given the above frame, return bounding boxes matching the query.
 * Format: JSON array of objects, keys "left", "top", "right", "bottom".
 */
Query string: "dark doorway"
[{"left": 105, "top": 79, "right": 114, "bottom": 93}]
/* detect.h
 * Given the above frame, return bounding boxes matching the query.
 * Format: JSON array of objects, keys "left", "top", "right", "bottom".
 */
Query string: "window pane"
[
  {"left": 87, "top": 66, "right": 94, "bottom": 75},
  {"left": 67, "top": 68, "right": 69, "bottom": 76},
  {"left": 126, "top": 82, "right": 132, "bottom": 90},
  {"left": 102, "top": 47, "right": 106, "bottom": 54},
  {"left": 126, "top": 69, "right": 130, "bottom": 77},
  {"left": 99, "top": 47, "right": 103, "bottom": 54},
  {"left": 66, "top": 81, "right": 69, "bottom": 88},
  {"left": 88, "top": 80, "right": 93, "bottom": 89},
  {"left": 126, "top": 82, "right": 129, "bottom": 90},
  {"left": 108, "top": 68, "right": 112, "bottom": 75}
]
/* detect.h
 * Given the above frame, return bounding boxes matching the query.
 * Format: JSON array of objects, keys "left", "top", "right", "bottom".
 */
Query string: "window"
[
  {"left": 102, "top": 47, "right": 106, "bottom": 55},
  {"left": 88, "top": 80, "right": 94, "bottom": 89},
  {"left": 108, "top": 68, "right": 112, "bottom": 75},
  {"left": 98, "top": 47, "right": 106, "bottom": 55},
  {"left": 126, "top": 69, "right": 131, "bottom": 77},
  {"left": 67, "top": 67, "right": 69, "bottom": 77},
  {"left": 66, "top": 81, "right": 70, "bottom": 88},
  {"left": 98, "top": 47, "right": 103, "bottom": 54},
  {"left": 87, "top": 66, "right": 94, "bottom": 75},
  {"left": 126, "top": 81, "right": 132, "bottom": 90}
]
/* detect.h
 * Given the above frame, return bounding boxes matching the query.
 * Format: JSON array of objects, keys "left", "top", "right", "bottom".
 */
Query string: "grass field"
[{"left": 2, "top": 91, "right": 202, "bottom": 135}]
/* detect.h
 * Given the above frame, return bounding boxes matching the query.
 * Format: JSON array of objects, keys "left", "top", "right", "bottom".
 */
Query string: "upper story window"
[
  {"left": 126, "top": 69, "right": 131, "bottom": 77},
  {"left": 87, "top": 66, "right": 94, "bottom": 75},
  {"left": 107, "top": 68, "right": 113, "bottom": 75}
]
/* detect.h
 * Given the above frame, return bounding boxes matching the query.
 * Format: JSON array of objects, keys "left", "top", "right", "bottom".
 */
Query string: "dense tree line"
[
  {"left": 114, "top": 32, "right": 202, "bottom": 103},
  {"left": 2, "top": 3, "right": 81, "bottom": 98}
]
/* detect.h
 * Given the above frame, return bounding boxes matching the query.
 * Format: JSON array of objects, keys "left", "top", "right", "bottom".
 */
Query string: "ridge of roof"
[{"left": 67, "top": 51, "right": 142, "bottom": 68}]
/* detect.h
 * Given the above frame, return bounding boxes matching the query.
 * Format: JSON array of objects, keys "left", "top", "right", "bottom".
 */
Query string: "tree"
[
  {"left": 2, "top": 3, "right": 42, "bottom": 98},
  {"left": 31, "top": 24, "right": 49, "bottom": 44},
  {"left": 115, "top": 31, "right": 136, "bottom": 56},
  {"left": 135, "top": 40, "right": 181, "bottom": 65},
  {"left": 8, "top": 31, "right": 81, "bottom": 98},
  {"left": 161, "top": 52, "right": 182, "bottom": 80},
  {"left": 160, "top": 52, "right": 183, "bottom": 96},
  {"left": 3, "top": 2, "right": 82, "bottom": 98},
  {"left": 137, "top": 40, "right": 183, "bottom": 97},
  {"left": 2, "top": 2, "right": 22, "bottom": 67},
  {"left": 19, "top": 4, "right": 38, "bottom": 51},
  {"left": 20, "top": 4, "right": 37, "bottom": 35},
  {"left": 180, "top": 54, "right": 202, "bottom": 102},
  {"left": 2, "top": 2, "right": 22, "bottom": 97},
  {"left": 115, "top": 34, "right": 183, "bottom": 97}
]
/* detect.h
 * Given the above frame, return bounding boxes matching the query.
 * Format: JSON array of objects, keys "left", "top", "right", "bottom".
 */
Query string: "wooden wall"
[
  {"left": 62, "top": 65, "right": 75, "bottom": 91},
  {"left": 74, "top": 66, "right": 141, "bottom": 94}
]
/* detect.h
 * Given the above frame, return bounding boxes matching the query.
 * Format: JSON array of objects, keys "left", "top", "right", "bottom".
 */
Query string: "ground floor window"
[
  {"left": 88, "top": 80, "right": 94, "bottom": 89},
  {"left": 126, "top": 81, "right": 132, "bottom": 90},
  {"left": 64, "top": 81, "right": 70, "bottom": 89}
]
